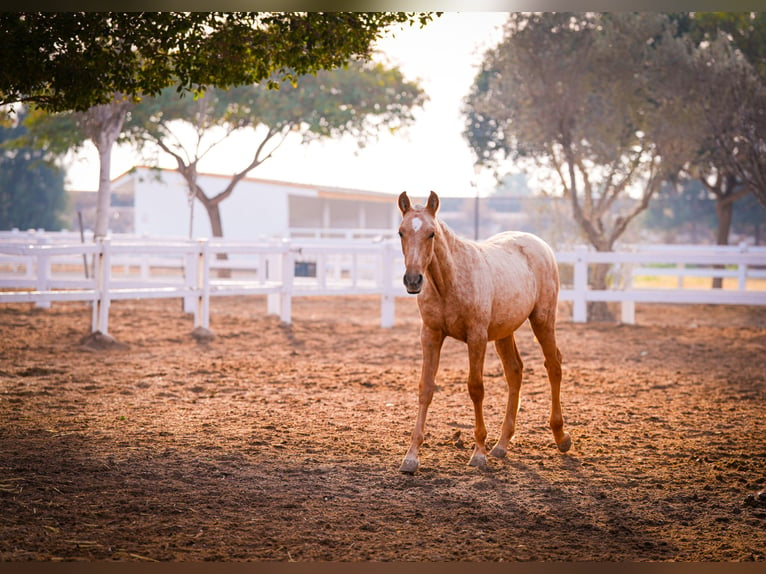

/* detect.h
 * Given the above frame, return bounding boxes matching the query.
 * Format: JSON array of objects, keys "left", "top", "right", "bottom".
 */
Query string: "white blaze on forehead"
[{"left": 411, "top": 217, "right": 423, "bottom": 232}]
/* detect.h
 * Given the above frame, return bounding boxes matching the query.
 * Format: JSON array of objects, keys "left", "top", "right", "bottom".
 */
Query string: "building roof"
[{"left": 113, "top": 166, "right": 398, "bottom": 203}]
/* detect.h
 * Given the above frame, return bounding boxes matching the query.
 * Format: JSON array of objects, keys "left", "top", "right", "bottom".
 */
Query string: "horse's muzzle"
[{"left": 403, "top": 273, "right": 423, "bottom": 294}]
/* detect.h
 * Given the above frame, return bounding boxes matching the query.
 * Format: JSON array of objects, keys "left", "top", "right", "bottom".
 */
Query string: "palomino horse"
[{"left": 397, "top": 191, "right": 572, "bottom": 473}]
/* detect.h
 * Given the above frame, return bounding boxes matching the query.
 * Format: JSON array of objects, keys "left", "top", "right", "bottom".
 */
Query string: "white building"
[{"left": 106, "top": 166, "right": 400, "bottom": 240}]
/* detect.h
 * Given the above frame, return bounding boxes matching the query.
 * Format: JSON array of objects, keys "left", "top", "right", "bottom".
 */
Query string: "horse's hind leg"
[
  {"left": 530, "top": 312, "right": 572, "bottom": 453},
  {"left": 489, "top": 334, "right": 523, "bottom": 459}
]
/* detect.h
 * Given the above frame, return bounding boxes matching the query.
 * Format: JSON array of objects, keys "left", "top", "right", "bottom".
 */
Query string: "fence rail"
[
  {"left": 1, "top": 231, "right": 765, "bottom": 334},
  {"left": 557, "top": 243, "right": 766, "bottom": 323}
]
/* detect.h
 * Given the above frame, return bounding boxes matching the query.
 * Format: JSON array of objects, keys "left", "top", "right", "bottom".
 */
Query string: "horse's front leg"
[
  {"left": 400, "top": 326, "right": 445, "bottom": 474},
  {"left": 466, "top": 335, "right": 489, "bottom": 468}
]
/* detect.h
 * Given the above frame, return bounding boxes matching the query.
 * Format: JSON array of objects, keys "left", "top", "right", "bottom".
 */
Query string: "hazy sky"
[{"left": 63, "top": 12, "right": 508, "bottom": 199}]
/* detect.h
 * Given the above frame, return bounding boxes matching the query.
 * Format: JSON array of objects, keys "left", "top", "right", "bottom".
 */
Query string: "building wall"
[
  {"left": 128, "top": 169, "right": 291, "bottom": 239},
  {"left": 120, "top": 167, "right": 399, "bottom": 240}
]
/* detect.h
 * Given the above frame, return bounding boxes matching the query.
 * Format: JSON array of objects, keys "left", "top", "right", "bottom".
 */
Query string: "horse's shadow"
[
  {"left": 482, "top": 449, "right": 677, "bottom": 559},
  {"left": 397, "top": 433, "right": 677, "bottom": 560}
]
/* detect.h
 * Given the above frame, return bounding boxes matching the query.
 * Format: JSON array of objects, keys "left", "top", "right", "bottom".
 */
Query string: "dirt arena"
[{"left": 0, "top": 295, "right": 764, "bottom": 562}]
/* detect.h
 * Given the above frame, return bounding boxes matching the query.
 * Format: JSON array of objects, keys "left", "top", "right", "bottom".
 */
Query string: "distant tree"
[
  {"left": 0, "top": 112, "right": 66, "bottom": 230},
  {"left": 463, "top": 13, "right": 681, "bottom": 319},
  {"left": 653, "top": 14, "right": 766, "bottom": 284},
  {"left": 0, "top": 12, "right": 435, "bottom": 115},
  {"left": 691, "top": 33, "right": 766, "bottom": 234},
  {"left": 123, "top": 60, "right": 426, "bottom": 240},
  {"left": 25, "top": 96, "right": 134, "bottom": 240},
  {"left": 663, "top": 14, "right": 766, "bottom": 219},
  {"left": 732, "top": 192, "right": 766, "bottom": 245},
  {"left": 643, "top": 179, "right": 717, "bottom": 244},
  {"left": 645, "top": 178, "right": 766, "bottom": 245}
]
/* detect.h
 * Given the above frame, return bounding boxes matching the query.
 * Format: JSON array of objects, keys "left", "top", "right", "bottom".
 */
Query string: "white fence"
[
  {"left": 0, "top": 234, "right": 403, "bottom": 333},
  {"left": 557, "top": 243, "right": 766, "bottom": 323},
  {"left": 1, "top": 231, "right": 765, "bottom": 334}
]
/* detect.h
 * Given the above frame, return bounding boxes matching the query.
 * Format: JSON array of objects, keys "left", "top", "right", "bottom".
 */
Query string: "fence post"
[
  {"left": 34, "top": 236, "right": 51, "bottom": 309},
  {"left": 380, "top": 242, "right": 396, "bottom": 328},
  {"left": 572, "top": 245, "right": 588, "bottom": 323},
  {"left": 195, "top": 239, "right": 211, "bottom": 330},
  {"left": 317, "top": 252, "right": 327, "bottom": 289},
  {"left": 183, "top": 247, "right": 196, "bottom": 314},
  {"left": 266, "top": 245, "right": 282, "bottom": 316},
  {"left": 140, "top": 253, "right": 150, "bottom": 280},
  {"left": 738, "top": 241, "right": 748, "bottom": 291},
  {"left": 280, "top": 246, "right": 295, "bottom": 324},
  {"left": 620, "top": 250, "right": 635, "bottom": 325},
  {"left": 351, "top": 253, "right": 359, "bottom": 287},
  {"left": 91, "top": 238, "right": 111, "bottom": 334}
]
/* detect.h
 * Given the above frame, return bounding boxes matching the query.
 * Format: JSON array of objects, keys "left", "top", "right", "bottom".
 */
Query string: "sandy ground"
[{"left": 0, "top": 295, "right": 764, "bottom": 562}]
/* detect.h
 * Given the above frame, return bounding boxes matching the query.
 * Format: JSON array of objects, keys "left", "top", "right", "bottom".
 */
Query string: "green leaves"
[
  {"left": 0, "top": 110, "right": 67, "bottom": 230},
  {"left": 126, "top": 59, "right": 425, "bottom": 156},
  {"left": 0, "top": 12, "right": 435, "bottom": 116}
]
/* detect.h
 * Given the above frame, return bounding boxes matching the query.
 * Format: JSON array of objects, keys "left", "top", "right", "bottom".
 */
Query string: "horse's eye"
[
  {"left": 398, "top": 230, "right": 403, "bottom": 238},
  {"left": 429, "top": 232, "right": 435, "bottom": 239}
]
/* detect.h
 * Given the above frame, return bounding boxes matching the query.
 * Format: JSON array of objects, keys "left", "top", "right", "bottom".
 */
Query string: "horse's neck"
[{"left": 427, "top": 221, "right": 465, "bottom": 297}]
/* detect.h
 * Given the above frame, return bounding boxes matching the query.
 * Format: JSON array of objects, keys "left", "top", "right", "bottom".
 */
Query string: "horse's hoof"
[
  {"left": 557, "top": 432, "right": 572, "bottom": 453},
  {"left": 468, "top": 452, "right": 488, "bottom": 468},
  {"left": 400, "top": 457, "right": 419, "bottom": 474},
  {"left": 489, "top": 445, "right": 507, "bottom": 459}
]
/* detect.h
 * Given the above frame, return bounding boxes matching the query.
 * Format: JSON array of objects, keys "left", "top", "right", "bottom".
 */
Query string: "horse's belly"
[
  {"left": 486, "top": 297, "right": 534, "bottom": 340},
  {"left": 483, "top": 265, "right": 537, "bottom": 335},
  {"left": 419, "top": 293, "right": 532, "bottom": 343}
]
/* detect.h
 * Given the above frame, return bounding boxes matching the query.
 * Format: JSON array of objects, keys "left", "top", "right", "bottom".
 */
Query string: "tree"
[
  {"left": 643, "top": 179, "right": 717, "bottom": 243},
  {"left": 699, "top": 14, "right": 766, "bottom": 209},
  {"left": 665, "top": 13, "right": 766, "bottom": 200},
  {"left": 644, "top": 177, "right": 766, "bottom": 245},
  {"left": 22, "top": 96, "right": 134, "bottom": 240},
  {"left": 733, "top": 192, "right": 766, "bottom": 245},
  {"left": 0, "top": 12, "right": 435, "bottom": 115},
  {"left": 463, "top": 13, "right": 680, "bottom": 319},
  {"left": 0, "top": 112, "right": 66, "bottom": 230},
  {"left": 124, "top": 60, "right": 426, "bottom": 241},
  {"left": 12, "top": 12, "right": 437, "bottom": 239},
  {"left": 654, "top": 15, "right": 766, "bottom": 284}
]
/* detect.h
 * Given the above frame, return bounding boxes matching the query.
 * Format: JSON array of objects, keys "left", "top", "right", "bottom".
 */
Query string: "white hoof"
[{"left": 400, "top": 457, "right": 419, "bottom": 474}]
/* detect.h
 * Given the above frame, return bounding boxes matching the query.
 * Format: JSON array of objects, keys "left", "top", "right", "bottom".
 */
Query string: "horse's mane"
[{"left": 436, "top": 217, "right": 464, "bottom": 250}]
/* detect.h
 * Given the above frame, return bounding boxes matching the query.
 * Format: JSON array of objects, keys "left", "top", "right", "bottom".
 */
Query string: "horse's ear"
[
  {"left": 398, "top": 191, "right": 411, "bottom": 215},
  {"left": 426, "top": 190, "right": 440, "bottom": 215}
]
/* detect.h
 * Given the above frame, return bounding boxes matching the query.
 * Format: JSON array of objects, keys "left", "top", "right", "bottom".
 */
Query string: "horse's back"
[
  {"left": 484, "top": 231, "right": 558, "bottom": 276},
  {"left": 481, "top": 231, "right": 560, "bottom": 329}
]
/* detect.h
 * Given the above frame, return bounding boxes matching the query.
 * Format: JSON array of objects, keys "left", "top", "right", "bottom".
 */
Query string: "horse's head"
[{"left": 397, "top": 190, "right": 440, "bottom": 294}]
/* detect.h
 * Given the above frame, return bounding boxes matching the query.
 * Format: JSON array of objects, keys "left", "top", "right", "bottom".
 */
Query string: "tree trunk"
[
  {"left": 713, "top": 197, "right": 734, "bottom": 288},
  {"left": 588, "top": 260, "right": 615, "bottom": 322},
  {"left": 86, "top": 98, "right": 130, "bottom": 241},
  {"left": 202, "top": 200, "right": 231, "bottom": 278},
  {"left": 93, "top": 143, "right": 112, "bottom": 241}
]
